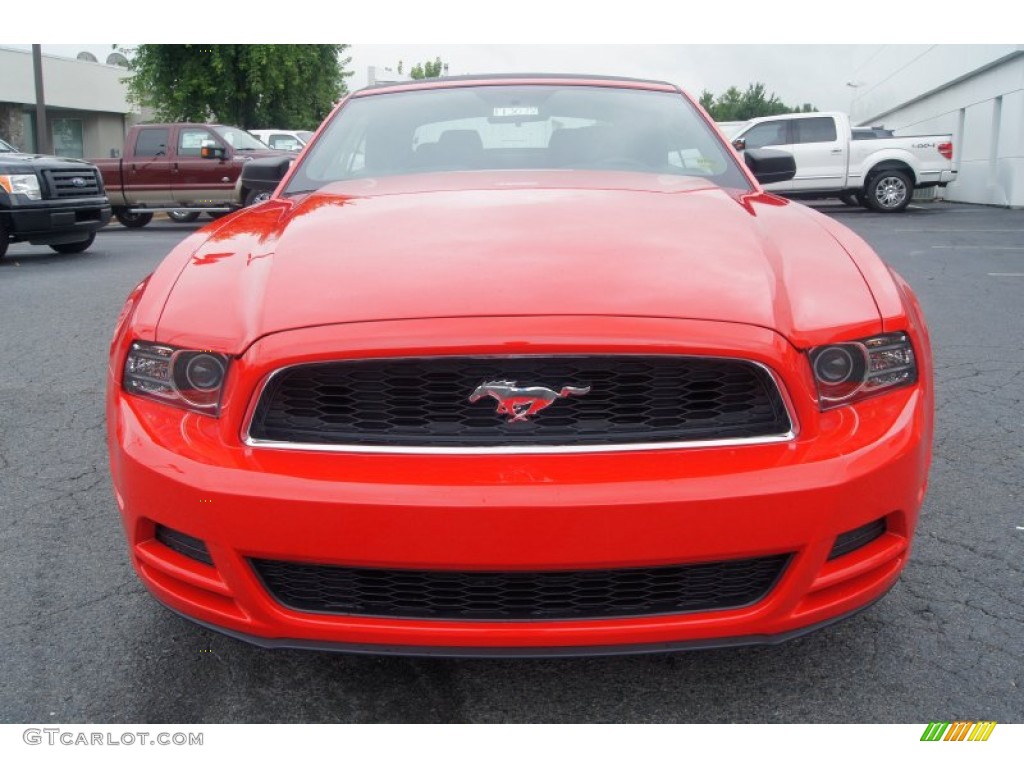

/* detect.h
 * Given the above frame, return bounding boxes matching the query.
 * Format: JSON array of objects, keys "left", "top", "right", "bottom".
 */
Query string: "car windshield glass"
[
  {"left": 0, "top": 138, "right": 16, "bottom": 152},
  {"left": 217, "top": 127, "right": 267, "bottom": 150},
  {"left": 285, "top": 84, "right": 751, "bottom": 193},
  {"left": 297, "top": 131, "right": 314, "bottom": 143}
]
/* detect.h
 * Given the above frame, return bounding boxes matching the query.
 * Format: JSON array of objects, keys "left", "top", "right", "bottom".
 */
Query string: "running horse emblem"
[{"left": 468, "top": 380, "right": 592, "bottom": 423}]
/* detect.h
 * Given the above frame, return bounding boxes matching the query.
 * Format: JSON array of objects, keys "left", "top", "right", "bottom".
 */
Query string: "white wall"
[
  {"left": 850, "top": 45, "right": 1022, "bottom": 123},
  {"left": 849, "top": 45, "right": 1024, "bottom": 207},
  {"left": 0, "top": 47, "right": 132, "bottom": 114}
]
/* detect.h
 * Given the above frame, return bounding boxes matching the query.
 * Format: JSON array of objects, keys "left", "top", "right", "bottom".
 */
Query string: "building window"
[
  {"left": 51, "top": 118, "right": 84, "bottom": 158},
  {"left": 21, "top": 112, "right": 36, "bottom": 153}
]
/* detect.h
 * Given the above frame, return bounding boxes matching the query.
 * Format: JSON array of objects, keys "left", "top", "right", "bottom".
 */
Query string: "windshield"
[
  {"left": 285, "top": 84, "right": 751, "bottom": 194},
  {"left": 0, "top": 138, "right": 16, "bottom": 152},
  {"left": 297, "top": 131, "right": 314, "bottom": 143},
  {"left": 216, "top": 126, "right": 268, "bottom": 151}
]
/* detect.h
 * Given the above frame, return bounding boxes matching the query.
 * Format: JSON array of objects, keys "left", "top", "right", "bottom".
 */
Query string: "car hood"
[{"left": 154, "top": 172, "right": 882, "bottom": 351}]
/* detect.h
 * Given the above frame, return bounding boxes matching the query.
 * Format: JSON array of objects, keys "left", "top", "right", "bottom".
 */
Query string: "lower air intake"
[{"left": 251, "top": 555, "right": 790, "bottom": 621}]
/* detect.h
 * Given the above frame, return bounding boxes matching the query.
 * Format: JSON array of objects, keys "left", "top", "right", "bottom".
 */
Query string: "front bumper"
[
  {"left": 108, "top": 316, "right": 931, "bottom": 654},
  {"left": 7, "top": 196, "right": 111, "bottom": 244}
]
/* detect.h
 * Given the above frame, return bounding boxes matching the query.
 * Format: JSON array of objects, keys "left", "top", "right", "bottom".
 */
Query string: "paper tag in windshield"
[{"left": 493, "top": 107, "right": 539, "bottom": 117}]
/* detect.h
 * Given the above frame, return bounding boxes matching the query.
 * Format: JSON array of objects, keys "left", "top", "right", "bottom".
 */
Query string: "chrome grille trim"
[{"left": 242, "top": 354, "right": 798, "bottom": 455}]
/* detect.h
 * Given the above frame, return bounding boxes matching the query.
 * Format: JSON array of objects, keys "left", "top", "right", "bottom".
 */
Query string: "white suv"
[{"left": 248, "top": 129, "right": 313, "bottom": 152}]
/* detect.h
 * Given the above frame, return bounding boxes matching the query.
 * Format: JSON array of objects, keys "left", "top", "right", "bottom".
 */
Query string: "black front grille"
[
  {"left": 42, "top": 168, "right": 102, "bottom": 199},
  {"left": 249, "top": 356, "right": 791, "bottom": 448},
  {"left": 251, "top": 555, "right": 790, "bottom": 621}
]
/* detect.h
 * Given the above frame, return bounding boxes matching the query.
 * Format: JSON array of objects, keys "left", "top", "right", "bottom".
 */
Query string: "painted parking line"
[
  {"left": 933, "top": 246, "right": 1024, "bottom": 252},
  {"left": 988, "top": 273, "right": 1024, "bottom": 277},
  {"left": 896, "top": 229, "right": 1024, "bottom": 233}
]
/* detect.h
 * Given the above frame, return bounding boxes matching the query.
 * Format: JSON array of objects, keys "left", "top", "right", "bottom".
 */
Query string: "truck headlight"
[
  {"left": 123, "top": 341, "right": 229, "bottom": 415},
  {"left": 809, "top": 332, "right": 917, "bottom": 408},
  {"left": 0, "top": 173, "right": 42, "bottom": 201}
]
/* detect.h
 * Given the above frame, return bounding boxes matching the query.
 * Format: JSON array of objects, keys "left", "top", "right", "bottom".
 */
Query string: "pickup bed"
[
  {"left": 91, "top": 123, "right": 294, "bottom": 228},
  {"left": 731, "top": 111, "right": 955, "bottom": 212},
  {"left": 1, "top": 140, "right": 111, "bottom": 258}
]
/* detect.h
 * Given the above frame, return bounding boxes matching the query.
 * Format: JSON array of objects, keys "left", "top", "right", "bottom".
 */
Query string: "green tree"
[
  {"left": 701, "top": 82, "right": 816, "bottom": 122},
  {"left": 713, "top": 86, "right": 745, "bottom": 122},
  {"left": 409, "top": 57, "right": 447, "bottom": 79},
  {"left": 698, "top": 89, "right": 715, "bottom": 113},
  {"left": 124, "top": 45, "right": 353, "bottom": 130}
]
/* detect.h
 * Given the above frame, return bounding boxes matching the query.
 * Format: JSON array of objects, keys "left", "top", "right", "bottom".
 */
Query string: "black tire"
[
  {"left": 205, "top": 211, "right": 229, "bottom": 220},
  {"left": 49, "top": 232, "right": 96, "bottom": 254},
  {"left": 168, "top": 210, "right": 201, "bottom": 223},
  {"left": 865, "top": 170, "right": 913, "bottom": 213},
  {"left": 114, "top": 209, "right": 154, "bottom": 228},
  {"left": 0, "top": 217, "right": 8, "bottom": 260},
  {"left": 244, "top": 188, "right": 271, "bottom": 207}
]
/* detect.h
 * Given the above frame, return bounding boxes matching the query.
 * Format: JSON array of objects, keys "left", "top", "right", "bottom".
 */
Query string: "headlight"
[
  {"left": 0, "top": 173, "right": 42, "bottom": 201},
  {"left": 809, "top": 332, "right": 916, "bottom": 408},
  {"left": 123, "top": 341, "right": 229, "bottom": 415}
]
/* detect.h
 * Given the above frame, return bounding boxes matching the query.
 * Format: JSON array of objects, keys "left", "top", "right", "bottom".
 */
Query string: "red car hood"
[{"left": 154, "top": 172, "right": 882, "bottom": 351}]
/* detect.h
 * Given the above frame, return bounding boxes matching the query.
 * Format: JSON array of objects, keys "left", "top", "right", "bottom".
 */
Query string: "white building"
[
  {"left": 0, "top": 46, "right": 135, "bottom": 159},
  {"left": 850, "top": 45, "right": 1024, "bottom": 207}
]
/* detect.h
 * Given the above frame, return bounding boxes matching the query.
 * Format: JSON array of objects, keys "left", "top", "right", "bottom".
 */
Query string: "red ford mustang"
[{"left": 107, "top": 75, "right": 932, "bottom": 656}]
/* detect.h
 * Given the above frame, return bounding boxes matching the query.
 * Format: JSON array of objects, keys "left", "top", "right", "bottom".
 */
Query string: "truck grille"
[
  {"left": 251, "top": 555, "right": 791, "bottom": 621},
  {"left": 42, "top": 168, "right": 102, "bottom": 199},
  {"left": 247, "top": 356, "right": 792, "bottom": 450}
]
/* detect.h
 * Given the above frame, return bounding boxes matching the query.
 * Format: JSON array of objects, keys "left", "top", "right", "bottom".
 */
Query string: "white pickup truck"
[{"left": 730, "top": 111, "right": 955, "bottom": 212}]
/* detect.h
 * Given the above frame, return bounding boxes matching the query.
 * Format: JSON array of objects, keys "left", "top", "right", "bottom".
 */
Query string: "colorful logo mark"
[{"left": 921, "top": 721, "right": 997, "bottom": 742}]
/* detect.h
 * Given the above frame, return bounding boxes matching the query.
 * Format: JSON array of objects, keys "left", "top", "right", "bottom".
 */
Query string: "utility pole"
[{"left": 32, "top": 44, "right": 50, "bottom": 154}]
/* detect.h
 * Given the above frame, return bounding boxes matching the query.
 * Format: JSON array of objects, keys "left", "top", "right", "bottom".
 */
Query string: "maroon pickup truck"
[{"left": 92, "top": 123, "right": 294, "bottom": 228}]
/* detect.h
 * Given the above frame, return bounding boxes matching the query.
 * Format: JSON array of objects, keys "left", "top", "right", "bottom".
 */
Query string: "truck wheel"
[
  {"left": 49, "top": 233, "right": 96, "bottom": 254},
  {"left": 114, "top": 209, "right": 154, "bottom": 228},
  {"left": 168, "top": 210, "right": 201, "bottom": 223},
  {"left": 0, "top": 218, "right": 8, "bottom": 259},
  {"left": 244, "top": 189, "right": 271, "bottom": 207},
  {"left": 866, "top": 171, "right": 912, "bottom": 213}
]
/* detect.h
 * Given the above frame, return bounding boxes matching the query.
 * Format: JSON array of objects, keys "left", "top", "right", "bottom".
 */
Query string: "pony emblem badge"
[{"left": 468, "top": 380, "right": 591, "bottom": 423}]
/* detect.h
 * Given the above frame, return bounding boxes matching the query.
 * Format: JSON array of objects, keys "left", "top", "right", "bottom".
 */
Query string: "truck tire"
[
  {"left": 244, "top": 188, "right": 271, "bottom": 207},
  {"left": 49, "top": 233, "right": 96, "bottom": 254},
  {"left": 168, "top": 210, "right": 201, "bottom": 223},
  {"left": 866, "top": 171, "right": 912, "bottom": 213},
  {"left": 0, "top": 217, "right": 8, "bottom": 259},
  {"left": 114, "top": 209, "right": 154, "bottom": 228}
]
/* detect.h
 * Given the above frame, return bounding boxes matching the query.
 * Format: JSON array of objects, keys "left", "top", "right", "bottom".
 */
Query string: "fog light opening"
[
  {"left": 155, "top": 524, "right": 214, "bottom": 566},
  {"left": 828, "top": 517, "right": 888, "bottom": 561}
]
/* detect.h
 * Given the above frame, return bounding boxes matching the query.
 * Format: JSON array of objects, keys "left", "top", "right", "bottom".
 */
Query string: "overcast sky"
[
  {"left": 346, "top": 45, "right": 887, "bottom": 110},
  {"left": 21, "top": 43, "right": 884, "bottom": 113},
  {"left": 8, "top": 0, "right": 1005, "bottom": 115}
]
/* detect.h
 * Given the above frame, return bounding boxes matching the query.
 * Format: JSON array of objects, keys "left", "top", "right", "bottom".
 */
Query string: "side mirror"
[
  {"left": 200, "top": 143, "right": 227, "bottom": 160},
  {"left": 241, "top": 156, "right": 293, "bottom": 199},
  {"left": 743, "top": 149, "right": 796, "bottom": 185},
  {"left": 732, "top": 138, "right": 746, "bottom": 151}
]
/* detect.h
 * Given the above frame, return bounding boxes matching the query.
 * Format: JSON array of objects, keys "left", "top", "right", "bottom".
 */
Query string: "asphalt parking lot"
[{"left": 1, "top": 202, "right": 1021, "bottom": 723}]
